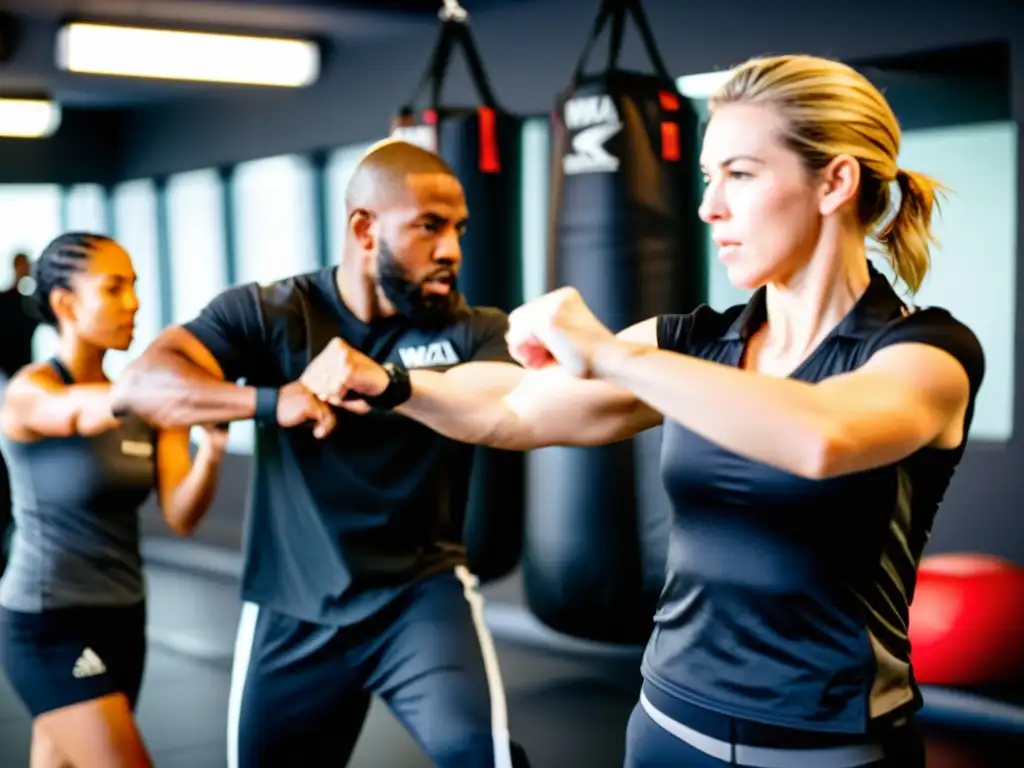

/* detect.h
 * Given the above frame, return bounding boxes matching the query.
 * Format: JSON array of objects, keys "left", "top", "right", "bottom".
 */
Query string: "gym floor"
[{"left": 0, "top": 541, "right": 1020, "bottom": 767}]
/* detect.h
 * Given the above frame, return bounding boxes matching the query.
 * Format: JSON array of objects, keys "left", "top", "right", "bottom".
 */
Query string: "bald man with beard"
[{"left": 110, "top": 140, "right": 530, "bottom": 768}]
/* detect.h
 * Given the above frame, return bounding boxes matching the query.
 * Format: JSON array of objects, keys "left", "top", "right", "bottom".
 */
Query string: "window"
[
  {"left": 521, "top": 118, "right": 552, "bottom": 300},
  {"left": 229, "top": 154, "right": 319, "bottom": 453},
  {"left": 166, "top": 168, "right": 228, "bottom": 325},
  {"left": 0, "top": 184, "right": 63, "bottom": 362},
  {"left": 108, "top": 179, "right": 162, "bottom": 380},
  {"left": 874, "top": 121, "right": 1017, "bottom": 441},
  {"left": 232, "top": 154, "right": 318, "bottom": 285},
  {"left": 64, "top": 184, "right": 109, "bottom": 234}
]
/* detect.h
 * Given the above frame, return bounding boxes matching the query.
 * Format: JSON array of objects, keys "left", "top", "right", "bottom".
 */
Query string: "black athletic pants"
[{"left": 228, "top": 567, "right": 530, "bottom": 768}]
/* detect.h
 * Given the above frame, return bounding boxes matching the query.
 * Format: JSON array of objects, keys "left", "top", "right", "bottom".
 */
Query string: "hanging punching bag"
[
  {"left": 523, "top": 0, "right": 705, "bottom": 644},
  {"left": 391, "top": 2, "right": 525, "bottom": 585}
]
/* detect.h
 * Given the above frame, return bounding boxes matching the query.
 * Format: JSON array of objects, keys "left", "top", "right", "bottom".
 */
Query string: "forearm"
[
  {"left": 112, "top": 350, "right": 257, "bottom": 428},
  {"left": 63, "top": 385, "right": 122, "bottom": 437},
  {"left": 397, "top": 370, "right": 535, "bottom": 449},
  {"left": 397, "top": 364, "right": 656, "bottom": 450},
  {"left": 592, "top": 340, "right": 835, "bottom": 477},
  {"left": 163, "top": 441, "right": 225, "bottom": 536}
]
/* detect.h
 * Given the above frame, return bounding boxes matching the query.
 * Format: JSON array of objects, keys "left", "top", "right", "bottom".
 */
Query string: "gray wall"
[{"left": 54, "top": 0, "right": 1024, "bottom": 563}]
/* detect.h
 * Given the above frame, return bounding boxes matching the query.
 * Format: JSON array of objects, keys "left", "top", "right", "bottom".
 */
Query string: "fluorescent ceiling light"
[
  {"left": 676, "top": 70, "right": 735, "bottom": 100},
  {"left": 0, "top": 98, "right": 61, "bottom": 138},
  {"left": 55, "top": 22, "right": 320, "bottom": 88}
]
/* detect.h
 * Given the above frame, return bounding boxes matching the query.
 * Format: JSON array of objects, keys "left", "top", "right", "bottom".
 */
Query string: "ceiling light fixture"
[
  {"left": 0, "top": 97, "right": 61, "bottom": 139},
  {"left": 55, "top": 22, "right": 320, "bottom": 88},
  {"left": 675, "top": 70, "right": 735, "bottom": 100}
]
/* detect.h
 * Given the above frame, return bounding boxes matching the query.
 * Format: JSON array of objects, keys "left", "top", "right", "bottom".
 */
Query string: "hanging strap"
[
  {"left": 569, "top": 0, "right": 674, "bottom": 87},
  {"left": 401, "top": 0, "right": 499, "bottom": 114}
]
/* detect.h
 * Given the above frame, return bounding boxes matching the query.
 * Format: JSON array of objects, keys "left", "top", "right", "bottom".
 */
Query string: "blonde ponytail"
[{"left": 883, "top": 169, "right": 946, "bottom": 295}]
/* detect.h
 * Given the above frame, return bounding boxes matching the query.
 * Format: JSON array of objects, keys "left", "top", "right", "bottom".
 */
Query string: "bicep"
[
  {"left": 156, "top": 428, "right": 192, "bottom": 509},
  {"left": 174, "top": 285, "right": 267, "bottom": 382},
  {"left": 815, "top": 342, "right": 975, "bottom": 471},
  {"left": 148, "top": 326, "right": 229, "bottom": 380}
]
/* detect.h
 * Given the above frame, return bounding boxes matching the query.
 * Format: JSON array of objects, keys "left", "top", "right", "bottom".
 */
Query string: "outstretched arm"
[
  {"left": 593, "top": 334, "right": 978, "bottom": 478},
  {"left": 397, "top": 320, "right": 663, "bottom": 449},
  {"left": 110, "top": 326, "right": 260, "bottom": 429},
  {"left": 111, "top": 285, "right": 335, "bottom": 435},
  {"left": 154, "top": 426, "right": 228, "bottom": 536},
  {"left": 110, "top": 285, "right": 267, "bottom": 428},
  {"left": 519, "top": 287, "right": 985, "bottom": 479},
  {"left": 300, "top": 318, "right": 664, "bottom": 450},
  {"left": 0, "top": 364, "right": 120, "bottom": 440}
]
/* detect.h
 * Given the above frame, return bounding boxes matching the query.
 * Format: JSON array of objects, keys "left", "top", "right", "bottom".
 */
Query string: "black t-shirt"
[
  {"left": 644, "top": 265, "right": 985, "bottom": 734},
  {"left": 181, "top": 267, "right": 515, "bottom": 626}
]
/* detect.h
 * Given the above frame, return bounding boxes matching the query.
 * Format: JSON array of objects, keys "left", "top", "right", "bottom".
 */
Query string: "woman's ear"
[
  {"left": 818, "top": 154, "right": 861, "bottom": 217},
  {"left": 49, "top": 287, "right": 76, "bottom": 326}
]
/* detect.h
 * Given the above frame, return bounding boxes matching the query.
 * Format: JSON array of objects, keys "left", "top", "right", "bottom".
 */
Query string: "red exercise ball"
[{"left": 909, "top": 553, "right": 1024, "bottom": 686}]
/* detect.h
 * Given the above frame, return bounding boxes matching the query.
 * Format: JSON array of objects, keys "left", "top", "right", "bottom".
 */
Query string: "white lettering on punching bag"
[{"left": 562, "top": 94, "right": 621, "bottom": 175}]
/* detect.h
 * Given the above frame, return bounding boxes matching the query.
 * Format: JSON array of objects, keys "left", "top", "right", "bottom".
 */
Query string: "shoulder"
[
  {"left": 1, "top": 363, "right": 64, "bottom": 421},
  {"left": 211, "top": 268, "right": 325, "bottom": 310},
  {"left": 8, "top": 362, "right": 63, "bottom": 393},
  {"left": 449, "top": 305, "right": 515, "bottom": 364},
  {"left": 464, "top": 305, "right": 509, "bottom": 334},
  {"left": 259, "top": 268, "right": 325, "bottom": 306},
  {"left": 870, "top": 306, "right": 985, "bottom": 394},
  {"left": 656, "top": 303, "right": 745, "bottom": 354}
]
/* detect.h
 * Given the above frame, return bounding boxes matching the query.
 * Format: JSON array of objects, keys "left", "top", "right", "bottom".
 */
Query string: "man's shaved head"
[
  {"left": 341, "top": 138, "right": 469, "bottom": 329},
  {"left": 345, "top": 139, "right": 456, "bottom": 214}
]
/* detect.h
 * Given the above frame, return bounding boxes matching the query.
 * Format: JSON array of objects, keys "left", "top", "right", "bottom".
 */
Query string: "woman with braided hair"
[{"left": 0, "top": 232, "right": 227, "bottom": 767}]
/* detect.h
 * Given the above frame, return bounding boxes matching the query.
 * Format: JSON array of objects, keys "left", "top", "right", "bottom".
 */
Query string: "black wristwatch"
[{"left": 362, "top": 363, "right": 412, "bottom": 410}]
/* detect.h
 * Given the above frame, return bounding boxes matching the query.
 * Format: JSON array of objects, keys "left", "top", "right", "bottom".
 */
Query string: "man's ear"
[{"left": 349, "top": 210, "right": 376, "bottom": 253}]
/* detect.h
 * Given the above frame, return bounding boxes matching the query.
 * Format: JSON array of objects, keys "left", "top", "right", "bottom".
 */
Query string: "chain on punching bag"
[
  {"left": 390, "top": 0, "right": 526, "bottom": 584},
  {"left": 523, "top": 0, "right": 706, "bottom": 644}
]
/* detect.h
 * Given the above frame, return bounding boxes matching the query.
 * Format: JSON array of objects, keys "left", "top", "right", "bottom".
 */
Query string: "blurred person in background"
[{"left": 0, "top": 251, "right": 39, "bottom": 574}]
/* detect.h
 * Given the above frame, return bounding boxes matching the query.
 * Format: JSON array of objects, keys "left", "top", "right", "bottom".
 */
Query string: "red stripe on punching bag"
[
  {"left": 658, "top": 91, "right": 680, "bottom": 111},
  {"left": 661, "top": 122, "right": 680, "bottom": 161},
  {"left": 477, "top": 107, "right": 500, "bottom": 174}
]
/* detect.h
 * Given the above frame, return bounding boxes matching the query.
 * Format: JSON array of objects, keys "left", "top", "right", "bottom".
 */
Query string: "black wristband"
[
  {"left": 254, "top": 387, "right": 279, "bottom": 425},
  {"left": 362, "top": 363, "right": 412, "bottom": 410}
]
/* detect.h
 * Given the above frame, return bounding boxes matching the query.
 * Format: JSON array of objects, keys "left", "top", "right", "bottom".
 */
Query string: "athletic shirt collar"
[
  {"left": 312, "top": 266, "right": 410, "bottom": 349},
  {"left": 721, "top": 261, "right": 907, "bottom": 342}
]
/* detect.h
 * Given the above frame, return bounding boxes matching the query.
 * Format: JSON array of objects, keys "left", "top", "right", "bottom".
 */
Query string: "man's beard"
[{"left": 377, "top": 239, "right": 463, "bottom": 328}]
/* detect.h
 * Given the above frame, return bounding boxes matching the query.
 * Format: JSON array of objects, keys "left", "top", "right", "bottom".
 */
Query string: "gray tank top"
[{"left": 0, "top": 359, "right": 156, "bottom": 612}]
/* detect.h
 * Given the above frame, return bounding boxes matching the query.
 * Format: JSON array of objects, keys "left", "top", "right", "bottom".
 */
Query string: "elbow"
[
  {"left": 482, "top": 409, "right": 541, "bottom": 451},
  {"left": 158, "top": 492, "right": 200, "bottom": 537},
  {"left": 168, "top": 520, "right": 196, "bottom": 538},
  {"left": 163, "top": 510, "right": 199, "bottom": 538},
  {"left": 798, "top": 421, "right": 850, "bottom": 480}
]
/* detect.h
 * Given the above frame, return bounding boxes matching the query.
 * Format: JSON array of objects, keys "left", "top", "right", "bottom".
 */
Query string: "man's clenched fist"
[
  {"left": 300, "top": 338, "right": 390, "bottom": 414},
  {"left": 276, "top": 381, "right": 337, "bottom": 438}
]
